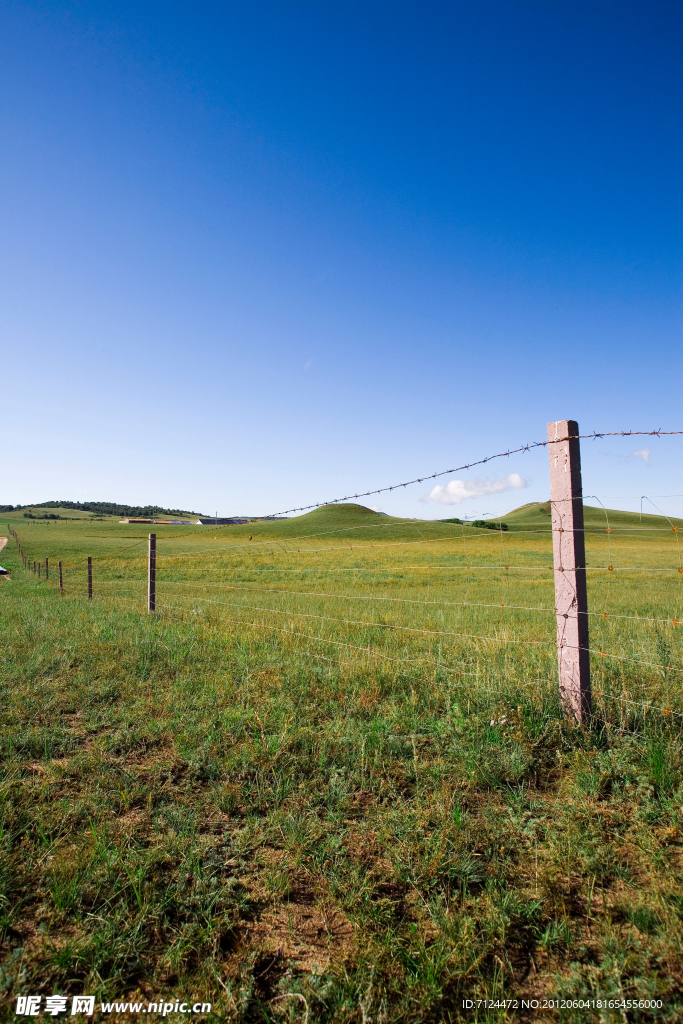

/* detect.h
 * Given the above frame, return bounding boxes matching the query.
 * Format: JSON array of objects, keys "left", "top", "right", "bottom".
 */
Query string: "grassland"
[{"left": 2, "top": 503, "right": 683, "bottom": 1022}]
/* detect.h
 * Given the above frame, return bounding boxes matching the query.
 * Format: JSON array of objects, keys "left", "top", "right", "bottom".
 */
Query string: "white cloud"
[
  {"left": 303, "top": 359, "right": 312, "bottom": 370},
  {"left": 421, "top": 472, "right": 527, "bottom": 506},
  {"left": 631, "top": 448, "right": 650, "bottom": 464}
]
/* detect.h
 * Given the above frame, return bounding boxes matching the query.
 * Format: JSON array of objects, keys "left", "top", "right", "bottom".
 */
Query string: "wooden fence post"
[
  {"left": 59, "top": 561, "right": 63, "bottom": 595},
  {"left": 148, "top": 533, "right": 156, "bottom": 612},
  {"left": 45, "top": 557, "right": 49, "bottom": 580},
  {"left": 547, "top": 419, "right": 591, "bottom": 723},
  {"left": 88, "top": 557, "right": 93, "bottom": 600},
  {"left": 38, "top": 562, "right": 41, "bottom": 578}
]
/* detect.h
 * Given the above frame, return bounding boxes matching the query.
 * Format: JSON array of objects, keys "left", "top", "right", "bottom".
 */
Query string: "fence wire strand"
[{"left": 7, "top": 432, "right": 683, "bottom": 729}]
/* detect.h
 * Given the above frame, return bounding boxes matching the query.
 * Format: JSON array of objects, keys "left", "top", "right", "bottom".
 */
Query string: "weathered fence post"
[
  {"left": 547, "top": 419, "right": 591, "bottom": 723},
  {"left": 148, "top": 533, "right": 156, "bottom": 612},
  {"left": 45, "top": 557, "right": 49, "bottom": 580},
  {"left": 59, "top": 561, "right": 63, "bottom": 595},
  {"left": 88, "top": 557, "right": 93, "bottom": 600}
]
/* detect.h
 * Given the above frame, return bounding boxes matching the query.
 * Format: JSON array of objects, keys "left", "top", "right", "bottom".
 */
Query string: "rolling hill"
[{"left": 502, "top": 499, "right": 683, "bottom": 532}]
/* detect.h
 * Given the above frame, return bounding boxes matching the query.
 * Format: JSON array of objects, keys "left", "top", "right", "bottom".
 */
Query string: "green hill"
[
  {"left": 221, "top": 502, "right": 449, "bottom": 542},
  {"left": 503, "top": 500, "right": 683, "bottom": 533},
  {"left": 15, "top": 500, "right": 199, "bottom": 518},
  {"left": 7, "top": 497, "right": 681, "bottom": 540}
]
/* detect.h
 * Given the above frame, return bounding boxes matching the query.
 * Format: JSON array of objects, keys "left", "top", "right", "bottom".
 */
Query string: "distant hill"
[
  {"left": 503, "top": 500, "right": 683, "bottom": 532},
  {"left": 207, "top": 502, "right": 474, "bottom": 542},
  {"left": 5, "top": 498, "right": 680, "bottom": 534},
  {"left": 233, "top": 500, "right": 683, "bottom": 542},
  {"left": 0, "top": 500, "right": 200, "bottom": 517}
]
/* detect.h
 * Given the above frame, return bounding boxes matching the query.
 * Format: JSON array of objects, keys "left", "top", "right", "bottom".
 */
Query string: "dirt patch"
[
  {"left": 244, "top": 896, "right": 355, "bottom": 973},
  {"left": 343, "top": 826, "right": 387, "bottom": 867},
  {"left": 239, "top": 859, "right": 355, "bottom": 973}
]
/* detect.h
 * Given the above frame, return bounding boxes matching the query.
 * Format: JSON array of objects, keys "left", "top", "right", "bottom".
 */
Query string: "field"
[{"left": 2, "top": 503, "right": 683, "bottom": 1022}]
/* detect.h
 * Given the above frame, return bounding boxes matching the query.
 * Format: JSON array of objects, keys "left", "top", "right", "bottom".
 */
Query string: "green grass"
[{"left": 1, "top": 504, "right": 683, "bottom": 1022}]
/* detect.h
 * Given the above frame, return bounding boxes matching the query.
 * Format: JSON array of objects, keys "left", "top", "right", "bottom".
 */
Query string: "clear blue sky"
[{"left": 3, "top": 1, "right": 682, "bottom": 518}]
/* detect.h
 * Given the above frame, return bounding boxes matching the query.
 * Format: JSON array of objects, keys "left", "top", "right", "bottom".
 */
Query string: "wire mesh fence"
[{"left": 7, "top": 487, "right": 683, "bottom": 735}]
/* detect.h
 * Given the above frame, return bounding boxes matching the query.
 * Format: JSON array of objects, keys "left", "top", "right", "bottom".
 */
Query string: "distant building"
[
  {"left": 194, "top": 518, "right": 250, "bottom": 526},
  {"left": 119, "top": 518, "right": 193, "bottom": 524},
  {"left": 119, "top": 515, "right": 275, "bottom": 526}
]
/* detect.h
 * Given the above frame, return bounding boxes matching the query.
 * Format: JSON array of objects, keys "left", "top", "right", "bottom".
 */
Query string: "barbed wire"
[
  {"left": 14, "top": 560, "right": 683, "bottom": 578},
  {"left": 265, "top": 430, "right": 683, "bottom": 517},
  {"left": 10, "top": 555, "right": 683, "bottom": 723},
  {"left": 154, "top": 597, "right": 536, "bottom": 691},
  {"left": 158, "top": 563, "right": 680, "bottom": 573},
  {"left": 567, "top": 644, "right": 683, "bottom": 676},
  {"left": 25, "top": 577, "right": 683, "bottom": 687},
  {"left": 131, "top": 592, "right": 683, "bottom": 716},
  {"left": 157, "top": 578, "right": 682, "bottom": 625},
  {"left": 592, "top": 690, "right": 683, "bottom": 719},
  {"left": 147, "top": 589, "right": 683, "bottom": 677},
  {"left": 22, "top": 564, "right": 682, "bottom": 626},
  {"left": 157, "top": 523, "right": 682, "bottom": 560},
  {"left": 54, "top": 580, "right": 683, "bottom": 719},
  {"left": 155, "top": 590, "right": 550, "bottom": 647}
]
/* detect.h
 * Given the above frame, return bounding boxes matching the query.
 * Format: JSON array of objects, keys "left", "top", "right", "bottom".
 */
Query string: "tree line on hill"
[
  {"left": 0, "top": 501, "right": 199, "bottom": 517},
  {"left": 439, "top": 517, "right": 508, "bottom": 530}
]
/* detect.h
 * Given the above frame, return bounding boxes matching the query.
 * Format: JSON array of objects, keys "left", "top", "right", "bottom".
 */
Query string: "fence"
[{"left": 5, "top": 421, "right": 683, "bottom": 732}]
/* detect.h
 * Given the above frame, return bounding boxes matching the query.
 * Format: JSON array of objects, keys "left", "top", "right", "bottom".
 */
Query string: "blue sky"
[{"left": 3, "top": 1, "right": 682, "bottom": 518}]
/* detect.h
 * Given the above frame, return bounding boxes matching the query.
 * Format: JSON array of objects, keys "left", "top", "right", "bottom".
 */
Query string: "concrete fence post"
[
  {"left": 148, "top": 533, "right": 156, "bottom": 612},
  {"left": 547, "top": 419, "right": 591, "bottom": 723}
]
